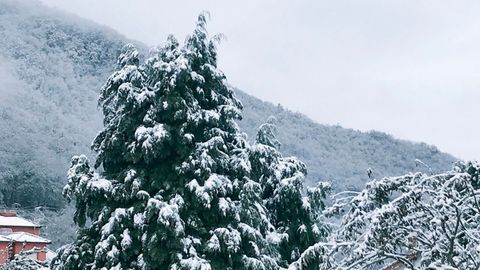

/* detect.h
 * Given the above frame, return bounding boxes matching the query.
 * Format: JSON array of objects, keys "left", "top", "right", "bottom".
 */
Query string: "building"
[
  {"left": 382, "top": 251, "right": 420, "bottom": 270},
  {"left": 0, "top": 236, "right": 10, "bottom": 265},
  {"left": 0, "top": 211, "right": 51, "bottom": 265}
]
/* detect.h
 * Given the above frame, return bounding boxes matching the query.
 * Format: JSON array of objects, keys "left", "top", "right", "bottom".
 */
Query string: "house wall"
[
  {"left": 0, "top": 212, "right": 17, "bottom": 217},
  {"left": 0, "top": 242, "right": 8, "bottom": 265},
  {"left": 0, "top": 226, "right": 41, "bottom": 236},
  {"left": 12, "top": 242, "right": 48, "bottom": 261},
  {"left": 37, "top": 247, "right": 47, "bottom": 261}
]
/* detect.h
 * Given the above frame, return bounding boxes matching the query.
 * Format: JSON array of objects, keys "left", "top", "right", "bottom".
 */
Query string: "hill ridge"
[{"left": 0, "top": 0, "right": 456, "bottom": 210}]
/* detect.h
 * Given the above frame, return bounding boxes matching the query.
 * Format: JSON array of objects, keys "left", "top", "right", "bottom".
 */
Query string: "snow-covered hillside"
[
  {"left": 0, "top": 0, "right": 131, "bottom": 208},
  {"left": 0, "top": 0, "right": 456, "bottom": 212}
]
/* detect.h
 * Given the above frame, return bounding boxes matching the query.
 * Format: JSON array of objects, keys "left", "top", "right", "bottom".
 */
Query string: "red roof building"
[{"left": 0, "top": 211, "right": 51, "bottom": 265}]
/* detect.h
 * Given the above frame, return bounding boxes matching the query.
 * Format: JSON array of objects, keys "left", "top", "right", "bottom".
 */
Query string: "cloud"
[{"left": 40, "top": 0, "right": 480, "bottom": 160}]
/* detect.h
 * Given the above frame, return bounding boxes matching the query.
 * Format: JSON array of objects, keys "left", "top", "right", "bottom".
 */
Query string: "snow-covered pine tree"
[
  {"left": 255, "top": 116, "right": 281, "bottom": 149},
  {"left": 250, "top": 117, "right": 331, "bottom": 269},
  {"left": 323, "top": 160, "right": 480, "bottom": 270},
  {"left": 52, "top": 14, "right": 279, "bottom": 270}
]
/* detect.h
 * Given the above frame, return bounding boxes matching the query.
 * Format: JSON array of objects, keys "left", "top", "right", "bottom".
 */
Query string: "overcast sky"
[{"left": 40, "top": 0, "right": 480, "bottom": 161}]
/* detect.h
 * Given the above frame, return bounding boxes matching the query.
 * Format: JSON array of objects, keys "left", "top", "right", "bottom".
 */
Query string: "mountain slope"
[
  {"left": 237, "top": 91, "right": 455, "bottom": 190},
  {"left": 0, "top": 0, "right": 131, "bottom": 207},
  {"left": 0, "top": 0, "right": 456, "bottom": 211}
]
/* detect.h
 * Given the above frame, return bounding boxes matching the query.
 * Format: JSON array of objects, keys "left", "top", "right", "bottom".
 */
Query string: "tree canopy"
[
  {"left": 296, "top": 161, "right": 480, "bottom": 270},
  {"left": 51, "top": 15, "right": 328, "bottom": 270}
]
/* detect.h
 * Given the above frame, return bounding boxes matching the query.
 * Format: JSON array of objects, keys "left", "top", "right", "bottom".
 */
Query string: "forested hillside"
[
  {"left": 0, "top": 0, "right": 456, "bottom": 213},
  {"left": 0, "top": 0, "right": 130, "bottom": 208},
  {"left": 238, "top": 92, "right": 456, "bottom": 190}
]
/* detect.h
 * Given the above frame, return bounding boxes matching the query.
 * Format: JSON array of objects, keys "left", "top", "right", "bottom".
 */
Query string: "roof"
[
  {"left": 6, "top": 232, "right": 51, "bottom": 244},
  {"left": 0, "top": 235, "right": 10, "bottom": 242},
  {"left": 0, "top": 215, "right": 40, "bottom": 227}
]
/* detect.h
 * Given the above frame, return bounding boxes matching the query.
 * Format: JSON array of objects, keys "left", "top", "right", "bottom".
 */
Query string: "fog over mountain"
[
  {"left": 0, "top": 0, "right": 130, "bottom": 208},
  {"left": 0, "top": 1, "right": 460, "bottom": 250},
  {"left": 39, "top": 0, "right": 480, "bottom": 162},
  {"left": 3, "top": 2, "right": 480, "bottom": 269},
  {"left": 0, "top": 0, "right": 457, "bottom": 210}
]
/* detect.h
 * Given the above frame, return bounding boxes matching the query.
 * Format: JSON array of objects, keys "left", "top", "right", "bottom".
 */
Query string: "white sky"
[{"left": 40, "top": 0, "right": 480, "bottom": 161}]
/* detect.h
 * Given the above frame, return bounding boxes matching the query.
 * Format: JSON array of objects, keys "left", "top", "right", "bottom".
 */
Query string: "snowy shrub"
[{"left": 308, "top": 161, "right": 480, "bottom": 270}]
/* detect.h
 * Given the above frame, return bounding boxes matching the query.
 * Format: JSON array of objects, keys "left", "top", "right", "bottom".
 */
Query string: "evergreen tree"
[
  {"left": 52, "top": 15, "right": 330, "bottom": 270},
  {"left": 255, "top": 116, "right": 281, "bottom": 149},
  {"left": 250, "top": 117, "right": 331, "bottom": 269}
]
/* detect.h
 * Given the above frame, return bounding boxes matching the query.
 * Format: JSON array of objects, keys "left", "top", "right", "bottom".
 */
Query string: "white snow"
[
  {"left": 133, "top": 212, "right": 145, "bottom": 227},
  {"left": 0, "top": 235, "right": 11, "bottom": 242},
  {"left": 267, "top": 231, "right": 288, "bottom": 246},
  {"left": 101, "top": 208, "right": 127, "bottom": 237},
  {"left": 0, "top": 216, "right": 40, "bottom": 227},
  {"left": 121, "top": 229, "right": 132, "bottom": 250},
  {"left": 135, "top": 124, "right": 168, "bottom": 150},
  {"left": 176, "top": 256, "right": 212, "bottom": 270},
  {"left": 218, "top": 197, "right": 229, "bottom": 216},
  {"left": 88, "top": 178, "right": 112, "bottom": 191},
  {"left": 6, "top": 232, "right": 51, "bottom": 243},
  {"left": 206, "top": 234, "right": 220, "bottom": 252},
  {"left": 190, "top": 71, "right": 205, "bottom": 83}
]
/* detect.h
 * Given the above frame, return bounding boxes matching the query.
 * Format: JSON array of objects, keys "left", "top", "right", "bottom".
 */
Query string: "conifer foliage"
[
  {"left": 51, "top": 15, "right": 329, "bottom": 270},
  {"left": 255, "top": 116, "right": 281, "bottom": 149},
  {"left": 251, "top": 117, "right": 330, "bottom": 268}
]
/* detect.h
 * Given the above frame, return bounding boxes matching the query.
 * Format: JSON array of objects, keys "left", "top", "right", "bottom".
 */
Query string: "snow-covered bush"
[
  {"left": 304, "top": 161, "right": 480, "bottom": 270},
  {"left": 0, "top": 250, "right": 50, "bottom": 270}
]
